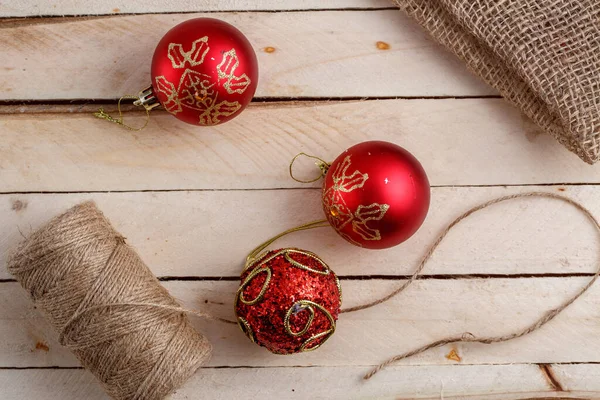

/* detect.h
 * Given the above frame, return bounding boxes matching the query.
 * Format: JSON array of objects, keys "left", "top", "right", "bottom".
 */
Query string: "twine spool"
[{"left": 7, "top": 201, "right": 211, "bottom": 400}]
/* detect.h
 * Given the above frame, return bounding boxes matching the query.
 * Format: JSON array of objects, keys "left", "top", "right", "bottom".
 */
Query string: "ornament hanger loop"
[
  {"left": 245, "top": 219, "right": 330, "bottom": 269},
  {"left": 93, "top": 94, "right": 150, "bottom": 131},
  {"left": 289, "top": 152, "right": 331, "bottom": 183}
]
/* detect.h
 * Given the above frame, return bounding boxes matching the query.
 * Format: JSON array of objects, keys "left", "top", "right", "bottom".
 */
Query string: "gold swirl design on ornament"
[
  {"left": 243, "top": 248, "right": 341, "bottom": 307},
  {"left": 237, "top": 267, "right": 272, "bottom": 306},
  {"left": 284, "top": 249, "right": 331, "bottom": 275},
  {"left": 235, "top": 248, "right": 341, "bottom": 353},
  {"left": 245, "top": 248, "right": 330, "bottom": 276},
  {"left": 284, "top": 300, "right": 336, "bottom": 352},
  {"left": 334, "top": 273, "right": 343, "bottom": 305},
  {"left": 284, "top": 301, "right": 315, "bottom": 337},
  {"left": 237, "top": 317, "right": 255, "bottom": 343}
]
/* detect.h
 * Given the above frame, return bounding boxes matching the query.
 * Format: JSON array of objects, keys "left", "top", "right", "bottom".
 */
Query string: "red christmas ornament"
[
  {"left": 145, "top": 18, "right": 258, "bottom": 126},
  {"left": 322, "top": 141, "right": 430, "bottom": 249},
  {"left": 234, "top": 248, "right": 342, "bottom": 354}
]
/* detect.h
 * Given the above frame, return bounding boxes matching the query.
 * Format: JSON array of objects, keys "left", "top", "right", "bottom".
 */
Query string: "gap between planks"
[
  {"left": 0, "top": 95, "right": 503, "bottom": 111},
  {"left": 0, "top": 7, "right": 400, "bottom": 21},
  {"left": 2, "top": 361, "right": 600, "bottom": 370},
  {"left": 1, "top": 273, "right": 598, "bottom": 284},
  {"left": 0, "top": 8, "right": 400, "bottom": 30},
  {"left": 0, "top": 183, "right": 597, "bottom": 195},
  {"left": 2, "top": 186, "right": 598, "bottom": 278}
]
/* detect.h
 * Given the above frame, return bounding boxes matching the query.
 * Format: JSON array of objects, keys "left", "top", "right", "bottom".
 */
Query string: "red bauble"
[
  {"left": 150, "top": 18, "right": 258, "bottom": 126},
  {"left": 322, "top": 141, "right": 430, "bottom": 249},
  {"left": 234, "top": 248, "right": 342, "bottom": 354}
]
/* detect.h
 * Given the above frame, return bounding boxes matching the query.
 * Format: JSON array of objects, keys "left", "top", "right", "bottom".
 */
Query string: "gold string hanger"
[
  {"left": 289, "top": 152, "right": 331, "bottom": 183},
  {"left": 245, "top": 219, "right": 330, "bottom": 270},
  {"left": 93, "top": 86, "right": 159, "bottom": 131},
  {"left": 238, "top": 191, "right": 600, "bottom": 381}
]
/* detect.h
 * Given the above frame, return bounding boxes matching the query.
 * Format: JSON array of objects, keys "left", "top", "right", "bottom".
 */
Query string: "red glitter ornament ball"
[
  {"left": 234, "top": 248, "right": 342, "bottom": 354},
  {"left": 150, "top": 18, "right": 258, "bottom": 126},
  {"left": 322, "top": 141, "right": 430, "bottom": 249}
]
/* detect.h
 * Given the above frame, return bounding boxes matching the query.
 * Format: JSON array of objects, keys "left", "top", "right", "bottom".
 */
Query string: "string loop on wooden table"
[
  {"left": 358, "top": 192, "right": 600, "bottom": 379},
  {"left": 247, "top": 191, "right": 600, "bottom": 380},
  {"left": 93, "top": 94, "right": 150, "bottom": 131},
  {"left": 7, "top": 202, "right": 212, "bottom": 400},
  {"left": 288, "top": 152, "right": 331, "bottom": 183},
  {"left": 9, "top": 192, "right": 600, "bottom": 391}
]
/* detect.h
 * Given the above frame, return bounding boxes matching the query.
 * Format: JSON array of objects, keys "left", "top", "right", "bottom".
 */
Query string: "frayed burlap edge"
[{"left": 393, "top": 0, "right": 594, "bottom": 164}]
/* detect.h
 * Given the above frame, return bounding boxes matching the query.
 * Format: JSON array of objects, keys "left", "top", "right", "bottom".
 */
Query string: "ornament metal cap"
[{"left": 134, "top": 85, "right": 160, "bottom": 112}]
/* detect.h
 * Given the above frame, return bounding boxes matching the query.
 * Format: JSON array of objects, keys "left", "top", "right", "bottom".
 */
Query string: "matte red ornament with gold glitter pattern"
[
  {"left": 234, "top": 248, "right": 342, "bottom": 354},
  {"left": 322, "top": 141, "right": 430, "bottom": 249},
  {"left": 150, "top": 18, "right": 258, "bottom": 126}
]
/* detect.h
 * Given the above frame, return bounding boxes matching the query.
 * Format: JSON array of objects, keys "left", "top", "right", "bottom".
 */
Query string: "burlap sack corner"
[{"left": 393, "top": 0, "right": 600, "bottom": 164}]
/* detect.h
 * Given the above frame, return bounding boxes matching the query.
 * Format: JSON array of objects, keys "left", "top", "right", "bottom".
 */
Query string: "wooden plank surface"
[
  {"left": 2, "top": 4, "right": 600, "bottom": 400},
  {"left": 0, "top": 99, "right": 593, "bottom": 193},
  {"left": 0, "top": 11, "right": 495, "bottom": 100},
  {"left": 2, "top": 364, "right": 595, "bottom": 400},
  {"left": 1, "top": 186, "right": 599, "bottom": 280},
  {"left": 3, "top": 278, "right": 600, "bottom": 368},
  {"left": 0, "top": 0, "right": 393, "bottom": 17}
]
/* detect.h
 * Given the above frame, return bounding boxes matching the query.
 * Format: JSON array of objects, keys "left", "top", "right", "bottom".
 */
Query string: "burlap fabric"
[{"left": 393, "top": 0, "right": 600, "bottom": 164}]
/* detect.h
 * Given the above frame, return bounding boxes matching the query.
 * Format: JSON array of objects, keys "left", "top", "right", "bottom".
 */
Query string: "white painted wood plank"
[
  {"left": 1, "top": 186, "right": 599, "bottom": 280},
  {"left": 2, "top": 364, "right": 590, "bottom": 400},
  {"left": 554, "top": 363, "right": 600, "bottom": 392},
  {"left": 2, "top": 278, "right": 600, "bottom": 367},
  {"left": 0, "top": 0, "right": 392, "bottom": 17},
  {"left": 0, "top": 11, "right": 494, "bottom": 99},
  {"left": 0, "top": 100, "right": 593, "bottom": 193}
]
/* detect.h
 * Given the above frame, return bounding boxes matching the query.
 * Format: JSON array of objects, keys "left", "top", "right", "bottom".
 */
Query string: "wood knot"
[
  {"left": 376, "top": 41, "right": 390, "bottom": 50},
  {"left": 445, "top": 348, "right": 461, "bottom": 362},
  {"left": 34, "top": 341, "right": 49, "bottom": 352},
  {"left": 12, "top": 199, "right": 27, "bottom": 212}
]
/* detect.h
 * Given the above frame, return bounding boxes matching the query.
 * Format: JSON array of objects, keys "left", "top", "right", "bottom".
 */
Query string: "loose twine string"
[
  {"left": 245, "top": 191, "right": 600, "bottom": 379},
  {"left": 9, "top": 193, "right": 600, "bottom": 390},
  {"left": 358, "top": 191, "right": 600, "bottom": 379}
]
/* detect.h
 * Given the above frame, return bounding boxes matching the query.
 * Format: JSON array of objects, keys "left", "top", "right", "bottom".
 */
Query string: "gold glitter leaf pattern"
[
  {"left": 159, "top": 37, "right": 248, "bottom": 125},
  {"left": 154, "top": 76, "right": 182, "bottom": 114},
  {"left": 331, "top": 156, "right": 369, "bottom": 193},
  {"left": 199, "top": 99, "right": 242, "bottom": 126},
  {"left": 178, "top": 69, "right": 216, "bottom": 109},
  {"left": 323, "top": 191, "right": 353, "bottom": 231},
  {"left": 168, "top": 36, "right": 209, "bottom": 69},
  {"left": 352, "top": 203, "right": 390, "bottom": 241},
  {"left": 323, "top": 155, "right": 390, "bottom": 244},
  {"left": 216, "top": 49, "right": 252, "bottom": 94}
]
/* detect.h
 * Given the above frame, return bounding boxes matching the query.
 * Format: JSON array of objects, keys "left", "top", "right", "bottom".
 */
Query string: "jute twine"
[
  {"left": 393, "top": 0, "right": 600, "bottom": 164},
  {"left": 7, "top": 201, "right": 212, "bottom": 400},
  {"left": 351, "top": 192, "right": 600, "bottom": 379},
  {"left": 253, "top": 190, "right": 600, "bottom": 379},
  {"left": 8, "top": 192, "right": 600, "bottom": 388}
]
